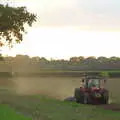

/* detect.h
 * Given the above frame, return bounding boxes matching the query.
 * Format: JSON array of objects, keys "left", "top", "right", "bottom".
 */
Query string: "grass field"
[
  {"left": 0, "top": 104, "right": 31, "bottom": 120},
  {"left": 0, "top": 94, "right": 120, "bottom": 120},
  {"left": 0, "top": 76, "right": 120, "bottom": 120}
]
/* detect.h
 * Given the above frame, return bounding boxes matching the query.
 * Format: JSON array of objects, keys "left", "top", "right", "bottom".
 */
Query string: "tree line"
[{"left": 1, "top": 55, "right": 120, "bottom": 72}]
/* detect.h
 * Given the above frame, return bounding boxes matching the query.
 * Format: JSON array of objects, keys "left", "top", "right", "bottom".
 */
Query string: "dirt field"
[
  {"left": 0, "top": 76, "right": 119, "bottom": 100},
  {"left": 0, "top": 76, "right": 120, "bottom": 112}
]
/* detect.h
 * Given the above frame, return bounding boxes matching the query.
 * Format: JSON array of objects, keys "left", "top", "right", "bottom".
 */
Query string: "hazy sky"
[{"left": 1, "top": 0, "right": 120, "bottom": 59}]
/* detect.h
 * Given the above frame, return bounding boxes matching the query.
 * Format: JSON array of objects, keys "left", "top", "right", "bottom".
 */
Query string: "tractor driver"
[{"left": 88, "top": 79, "right": 96, "bottom": 88}]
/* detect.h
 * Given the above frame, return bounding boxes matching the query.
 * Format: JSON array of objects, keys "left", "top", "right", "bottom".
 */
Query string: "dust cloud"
[{"left": 12, "top": 77, "right": 82, "bottom": 100}]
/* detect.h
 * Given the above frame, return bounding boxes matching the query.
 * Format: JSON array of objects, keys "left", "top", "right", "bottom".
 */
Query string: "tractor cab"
[{"left": 82, "top": 76, "right": 106, "bottom": 89}]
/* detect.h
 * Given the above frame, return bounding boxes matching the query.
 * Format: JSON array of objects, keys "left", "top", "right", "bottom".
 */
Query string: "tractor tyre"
[
  {"left": 103, "top": 96, "right": 109, "bottom": 104},
  {"left": 82, "top": 93, "right": 89, "bottom": 104},
  {"left": 74, "top": 88, "right": 82, "bottom": 103},
  {"left": 102, "top": 92, "right": 109, "bottom": 104}
]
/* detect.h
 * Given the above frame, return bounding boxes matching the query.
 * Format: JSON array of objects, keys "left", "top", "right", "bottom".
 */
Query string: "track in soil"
[
  {"left": 64, "top": 96, "right": 120, "bottom": 112},
  {"left": 100, "top": 104, "right": 120, "bottom": 112}
]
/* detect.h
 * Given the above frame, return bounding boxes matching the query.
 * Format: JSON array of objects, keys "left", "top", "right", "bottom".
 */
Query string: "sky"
[{"left": 1, "top": 0, "right": 120, "bottom": 60}]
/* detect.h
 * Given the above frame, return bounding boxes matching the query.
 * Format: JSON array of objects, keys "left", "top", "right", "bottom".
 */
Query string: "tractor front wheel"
[
  {"left": 103, "top": 96, "right": 109, "bottom": 104},
  {"left": 74, "top": 88, "right": 81, "bottom": 103},
  {"left": 82, "top": 93, "right": 89, "bottom": 104}
]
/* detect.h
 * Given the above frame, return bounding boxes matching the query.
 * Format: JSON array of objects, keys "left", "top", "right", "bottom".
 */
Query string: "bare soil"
[{"left": 100, "top": 104, "right": 120, "bottom": 111}]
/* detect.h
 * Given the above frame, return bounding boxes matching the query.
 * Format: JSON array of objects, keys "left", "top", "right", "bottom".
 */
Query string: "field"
[
  {"left": 0, "top": 76, "right": 120, "bottom": 120},
  {"left": 8, "top": 76, "right": 120, "bottom": 102},
  {"left": 0, "top": 104, "right": 31, "bottom": 120}
]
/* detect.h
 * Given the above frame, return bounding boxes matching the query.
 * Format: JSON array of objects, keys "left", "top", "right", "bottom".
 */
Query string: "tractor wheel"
[
  {"left": 74, "top": 88, "right": 81, "bottom": 103},
  {"left": 102, "top": 92, "right": 109, "bottom": 104},
  {"left": 82, "top": 94, "right": 89, "bottom": 104},
  {"left": 103, "top": 96, "right": 109, "bottom": 104}
]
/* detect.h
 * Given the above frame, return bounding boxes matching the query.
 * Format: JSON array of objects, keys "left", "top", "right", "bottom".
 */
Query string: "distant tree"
[
  {"left": 97, "top": 57, "right": 108, "bottom": 63},
  {"left": 0, "top": 54, "right": 4, "bottom": 61},
  {"left": 31, "top": 56, "right": 40, "bottom": 64},
  {"left": 84, "top": 56, "right": 96, "bottom": 64},
  {"left": 39, "top": 57, "right": 48, "bottom": 63},
  {"left": 78, "top": 56, "right": 85, "bottom": 61},
  {"left": 0, "top": 4, "right": 36, "bottom": 47},
  {"left": 109, "top": 56, "right": 120, "bottom": 62},
  {"left": 70, "top": 57, "right": 80, "bottom": 63}
]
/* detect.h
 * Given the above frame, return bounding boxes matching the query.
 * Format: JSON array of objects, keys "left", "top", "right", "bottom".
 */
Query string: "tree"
[
  {"left": 109, "top": 56, "right": 120, "bottom": 62},
  {"left": 0, "top": 3, "right": 37, "bottom": 47},
  {"left": 97, "top": 57, "right": 108, "bottom": 63},
  {"left": 0, "top": 54, "right": 4, "bottom": 61},
  {"left": 78, "top": 56, "right": 85, "bottom": 61},
  {"left": 84, "top": 56, "right": 96, "bottom": 64},
  {"left": 70, "top": 57, "right": 80, "bottom": 62}
]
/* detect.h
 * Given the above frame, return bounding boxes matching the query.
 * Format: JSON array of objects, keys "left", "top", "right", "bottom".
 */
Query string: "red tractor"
[{"left": 74, "top": 76, "right": 109, "bottom": 104}]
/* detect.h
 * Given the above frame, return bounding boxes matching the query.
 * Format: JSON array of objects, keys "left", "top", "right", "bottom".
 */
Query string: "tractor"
[{"left": 74, "top": 75, "right": 109, "bottom": 104}]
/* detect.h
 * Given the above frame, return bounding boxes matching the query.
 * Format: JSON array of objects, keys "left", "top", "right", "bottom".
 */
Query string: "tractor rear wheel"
[
  {"left": 74, "top": 88, "right": 82, "bottom": 103},
  {"left": 74, "top": 88, "right": 89, "bottom": 104},
  {"left": 82, "top": 93, "right": 89, "bottom": 104}
]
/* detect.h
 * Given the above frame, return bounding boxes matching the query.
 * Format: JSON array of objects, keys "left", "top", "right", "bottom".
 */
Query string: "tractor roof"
[
  {"left": 84, "top": 76, "right": 105, "bottom": 80},
  {"left": 82, "top": 72, "right": 107, "bottom": 80}
]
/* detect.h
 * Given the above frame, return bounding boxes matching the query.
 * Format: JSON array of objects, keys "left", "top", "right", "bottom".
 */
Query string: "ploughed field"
[
  {"left": 0, "top": 76, "right": 120, "bottom": 120},
  {"left": 1, "top": 76, "right": 119, "bottom": 102}
]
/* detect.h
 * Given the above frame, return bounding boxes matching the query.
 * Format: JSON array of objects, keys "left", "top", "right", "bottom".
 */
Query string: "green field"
[
  {"left": 0, "top": 94, "right": 120, "bottom": 120},
  {"left": 0, "top": 104, "right": 31, "bottom": 120},
  {"left": 0, "top": 76, "right": 120, "bottom": 120}
]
